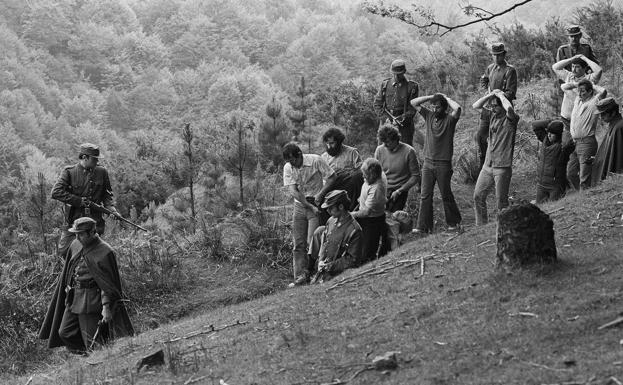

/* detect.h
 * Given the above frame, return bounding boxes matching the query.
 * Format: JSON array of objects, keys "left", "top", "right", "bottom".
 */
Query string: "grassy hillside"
[{"left": 17, "top": 174, "right": 623, "bottom": 384}]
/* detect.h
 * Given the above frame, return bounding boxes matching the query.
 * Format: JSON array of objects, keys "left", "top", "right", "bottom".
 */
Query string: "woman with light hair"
[{"left": 351, "top": 158, "right": 387, "bottom": 265}]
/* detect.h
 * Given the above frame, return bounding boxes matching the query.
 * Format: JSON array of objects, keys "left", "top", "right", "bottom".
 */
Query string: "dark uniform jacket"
[
  {"left": 483, "top": 61, "right": 517, "bottom": 102},
  {"left": 51, "top": 163, "right": 115, "bottom": 228},
  {"left": 591, "top": 114, "right": 623, "bottom": 185},
  {"left": 556, "top": 43, "right": 598, "bottom": 71},
  {"left": 373, "top": 78, "right": 419, "bottom": 121},
  {"left": 318, "top": 214, "right": 362, "bottom": 276},
  {"left": 533, "top": 122, "right": 575, "bottom": 189},
  {"left": 39, "top": 237, "right": 134, "bottom": 348}
]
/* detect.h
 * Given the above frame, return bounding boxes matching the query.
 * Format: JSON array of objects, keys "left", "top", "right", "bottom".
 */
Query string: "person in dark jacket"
[
  {"left": 51, "top": 143, "right": 120, "bottom": 257},
  {"left": 591, "top": 97, "right": 623, "bottom": 184},
  {"left": 532, "top": 120, "right": 576, "bottom": 203},
  {"left": 39, "top": 217, "right": 133, "bottom": 354}
]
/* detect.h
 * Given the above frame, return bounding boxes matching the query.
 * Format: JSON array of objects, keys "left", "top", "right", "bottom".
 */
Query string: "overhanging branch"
[{"left": 363, "top": 0, "right": 534, "bottom": 36}]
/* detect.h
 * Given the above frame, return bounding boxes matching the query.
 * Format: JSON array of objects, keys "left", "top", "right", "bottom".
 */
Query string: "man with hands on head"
[
  {"left": 410, "top": 93, "right": 463, "bottom": 234},
  {"left": 282, "top": 142, "right": 338, "bottom": 287},
  {"left": 472, "top": 89, "right": 519, "bottom": 225}
]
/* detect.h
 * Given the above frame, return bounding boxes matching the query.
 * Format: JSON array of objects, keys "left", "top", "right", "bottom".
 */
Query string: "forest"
[{"left": 0, "top": 0, "right": 622, "bottom": 376}]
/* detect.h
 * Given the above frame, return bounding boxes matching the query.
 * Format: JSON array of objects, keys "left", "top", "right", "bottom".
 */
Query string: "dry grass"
[{"left": 14, "top": 174, "right": 623, "bottom": 385}]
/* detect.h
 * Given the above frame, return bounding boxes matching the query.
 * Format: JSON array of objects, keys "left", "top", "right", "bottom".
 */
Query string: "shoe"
[
  {"left": 411, "top": 228, "right": 429, "bottom": 237},
  {"left": 446, "top": 224, "right": 462, "bottom": 233},
  {"left": 288, "top": 274, "right": 309, "bottom": 288}
]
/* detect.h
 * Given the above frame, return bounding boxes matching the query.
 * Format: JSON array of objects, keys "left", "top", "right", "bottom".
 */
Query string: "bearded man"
[{"left": 410, "top": 93, "right": 463, "bottom": 234}]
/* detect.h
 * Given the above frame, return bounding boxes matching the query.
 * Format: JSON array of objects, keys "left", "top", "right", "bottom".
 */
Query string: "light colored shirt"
[
  {"left": 570, "top": 93, "right": 600, "bottom": 139},
  {"left": 554, "top": 69, "right": 600, "bottom": 119},
  {"left": 321, "top": 144, "right": 363, "bottom": 172},
  {"left": 374, "top": 143, "right": 420, "bottom": 190},
  {"left": 283, "top": 154, "right": 334, "bottom": 203},
  {"left": 353, "top": 174, "right": 387, "bottom": 218}
]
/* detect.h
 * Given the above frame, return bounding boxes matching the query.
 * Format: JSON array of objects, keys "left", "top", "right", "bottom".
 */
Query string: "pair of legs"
[
  {"left": 473, "top": 166, "right": 512, "bottom": 225},
  {"left": 58, "top": 309, "right": 102, "bottom": 353},
  {"left": 415, "top": 161, "right": 462, "bottom": 233},
  {"left": 535, "top": 185, "right": 565, "bottom": 203},
  {"left": 567, "top": 136, "right": 597, "bottom": 191},
  {"left": 355, "top": 215, "right": 385, "bottom": 265},
  {"left": 291, "top": 202, "right": 319, "bottom": 281},
  {"left": 378, "top": 188, "right": 409, "bottom": 256},
  {"left": 475, "top": 110, "right": 491, "bottom": 169}
]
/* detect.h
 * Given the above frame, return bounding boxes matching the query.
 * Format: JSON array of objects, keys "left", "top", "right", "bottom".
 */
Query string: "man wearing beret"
[
  {"left": 592, "top": 97, "right": 623, "bottom": 184},
  {"left": 531, "top": 120, "right": 576, "bottom": 203},
  {"left": 475, "top": 43, "right": 518, "bottom": 169},
  {"left": 39, "top": 217, "right": 133, "bottom": 354},
  {"left": 556, "top": 25, "right": 599, "bottom": 71},
  {"left": 52, "top": 143, "right": 120, "bottom": 258},
  {"left": 308, "top": 190, "right": 362, "bottom": 284},
  {"left": 373, "top": 59, "right": 420, "bottom": 147}
]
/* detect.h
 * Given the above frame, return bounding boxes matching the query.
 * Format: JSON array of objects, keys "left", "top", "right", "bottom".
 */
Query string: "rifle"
[
  {"left": 310, "top": 228, "right": 357, "bottom": 284},
  {"left": 383, "top": 107, "right": 405, "bottom": 128},
  {"left": 86, "top": 201, "right": 149, "bottom": 232}
]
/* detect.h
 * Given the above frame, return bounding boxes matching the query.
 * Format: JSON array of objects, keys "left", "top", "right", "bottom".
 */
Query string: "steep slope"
[{"left": 20, "top": 175, "right": 623, "bottom": 385}]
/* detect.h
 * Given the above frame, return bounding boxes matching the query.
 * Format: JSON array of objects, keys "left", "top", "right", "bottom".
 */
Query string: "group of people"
[
  {"left": 284, "top": 25, "right": 623, "bottom": 287},
  {"left": 38, "top": 25, "right": 623, "bottom": 355}
]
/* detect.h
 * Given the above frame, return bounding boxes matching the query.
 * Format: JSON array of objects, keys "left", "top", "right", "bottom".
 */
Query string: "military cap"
[
  {"left": 566, "top": 25, "right": 582, "bottom": 36},
  {"left": 68, "top": 217, "right": 97, "bottom": 233},
  {"left": 546, "top": 120, "right": 564, "bottom": 136},
  {"left": 490, "top": 43, "right": 506, "bottom": 55},
  {"left": 79, "top": 143, "right": 102, "bottom": 158},
  {"left": 321, "top": 190, "right": 349, "bottom": 209},
  {"left": 595, "top": 97, "right": 619, "bottom": 114},
  {"left": 390, "top": 59, "right": 407, "bottom": 74}
]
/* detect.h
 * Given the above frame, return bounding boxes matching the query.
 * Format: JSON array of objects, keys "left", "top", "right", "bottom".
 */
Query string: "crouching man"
[
  {"left": 39, "top": 217, "right": 133, "bottom": 354},
  {"left": 309, "top": 190, "right": 362, "bottom": 284}
]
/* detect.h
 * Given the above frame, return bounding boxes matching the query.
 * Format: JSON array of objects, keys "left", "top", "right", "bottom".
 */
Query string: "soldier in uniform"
[
  {"left": 475, "top": 43, "right": 517, "bottom": 169},
  {"left": 51, "top": 143, "right": 120, "bottom": 257},
  {"left": 309, "top": 190, "right": 362, "bottom": 283},
  {"left": 373, "top": 59, "right": 419, "bottom": 147},
  {"left": 556, "top": 25, "right": 598, "bottom": 71},
  {"left": 39, "top": 217, "right": 133, "bottom": 354}
]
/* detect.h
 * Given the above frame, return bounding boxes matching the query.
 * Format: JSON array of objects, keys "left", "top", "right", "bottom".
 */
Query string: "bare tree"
[
  {"left": 182, "top": 123, "right": 197, "bottom": 232},
  {"left": 363, "top": 0, "right": 534, "bottom": 36}
]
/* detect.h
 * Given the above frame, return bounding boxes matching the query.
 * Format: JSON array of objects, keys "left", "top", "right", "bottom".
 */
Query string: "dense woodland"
[{"left": 0, "top": 0, "right": 622, "bottom": 376}]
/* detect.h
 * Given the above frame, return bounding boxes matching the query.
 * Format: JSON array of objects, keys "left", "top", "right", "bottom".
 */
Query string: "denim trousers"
[
  {"left": 473, "top": 166, "right": 512, "bottom": 225},
  {"left": 291, "top": 202, "right": 319, "bottom": 279},
  {"left": 567, "top": 136, "right": 597, "bottom": 190},
  {"left": 416, "top": 161, "right": 461, "bottom": 232}
]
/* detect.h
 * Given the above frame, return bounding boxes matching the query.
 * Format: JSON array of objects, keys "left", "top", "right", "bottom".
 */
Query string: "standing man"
[
  {"left": 410, "top": 93, "right": 462, "bottom": 234},
  {"left": 374, "top": 124, "right": 421, "bottom": 213},
  {"left": 556, "top": 25, "right": 598, "bottom": 70},
  {"left": 39, "top": 217, "right": 133, "bottom": 354},
  {"left": 52, "top": 143, "right": 120, "bottom": 257},
  {"left": 591, "top": 97, "right": 623, "bottom": 185},
  {"left": 563, "top": 79, "right": 606, "bottom": 190},
  {"left": 309, "top": 190, "right": 362, "bottom": 283},
  {"left": 552, "top": 54, "right": 602, "bottom": 136},
  {"left": 373, "top": 59, "right": 419, "bottom": 147},
  {"left": 472, "top": 90, "right": 519, "bottom": 225},
  {"left": 475, "top": 43, "right": 517, "bottom": 169},
  {"left": 282, "top": 142, "right": 337, "bottom": 287},
  {"left": 320, "top": 127, "right": 364, "bottom": 211}
]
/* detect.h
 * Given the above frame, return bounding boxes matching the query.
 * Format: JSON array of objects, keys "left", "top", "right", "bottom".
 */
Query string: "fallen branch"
[
  {"left": 546, "top": 206, "right": 565, "bottom": 215},
  {"left": 184, "top": 375, "right": 209, "bottom": 385},
  {"left": 163, "top": 320, "right": 248, "bottom": 343},
  {"left": 476, "top": 239, "right": 492, "bottom": 247},
  {"left": 598, "top": 316, "right": 623, "bottom": 330},
  {"left": 521, "top": 360, "right": 572, "bottom": 372}
]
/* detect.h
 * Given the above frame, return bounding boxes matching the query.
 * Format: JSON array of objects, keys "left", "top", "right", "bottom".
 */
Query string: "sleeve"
[
  {"left": 314, "top": 157, "right": 335, "bottom": 180},
  {"left": 553, "top": 69, "right": 570, "bottom": 81},
  {"left": 556, "top": 46, "right": 566, "bottom": 62},
  {"left": 51, "top": 168, "right": 82, "bottom": 207},
  {"left": 404, "top": 82, "right": 419, "bottom": 119},
  {"left": 588, "top": 71, "right": 601, "bottom": 85},
  {"left": 365, "top": 184, "right": 386, "bottom": 213},
  {"left": 373, "top": 81, "right": 386, "bottom": 117},
  {"left": 531, "top": 120, "right": 550, "bottom": 143},
  {"left": 352, "top": 148, "right": 363, "bottom": 169},
  {"left": 283, "top": 163, "right": 296, "bottom": 186},
  {"left": 418, "top": 105, "right": 432, "bottom": 119},
  {"left": 330, "top": 228, "right": 362, "bottom": 275},
  {"left": 373, "top": 146, "right": 381, "bottom": 161},
  {"left": 408, "top": 148, "right": 421, "bottom": 179},
  {"left": 102, "top": 171, "right": 115, "bottom": 209},
  {"left": 586, "top": 45, "right": 599, "bottom": 65},
  {"left": 504, "top": 67, "right": 518, "bottom": 101}
]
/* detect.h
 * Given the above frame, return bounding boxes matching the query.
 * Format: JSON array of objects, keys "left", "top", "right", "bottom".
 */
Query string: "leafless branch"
[{"left": 363, "top": 0, "right": 534, "bottom": 36}]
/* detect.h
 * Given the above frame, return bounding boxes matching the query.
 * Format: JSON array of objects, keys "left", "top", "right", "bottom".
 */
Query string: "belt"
[{"left": 74, "top": 280, "right": 98, "bottom": 289}]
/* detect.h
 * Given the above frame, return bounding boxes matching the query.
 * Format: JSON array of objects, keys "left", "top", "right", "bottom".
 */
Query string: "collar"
[{"left": 492, "top": 60, "right": 508, "bottom": 70}]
